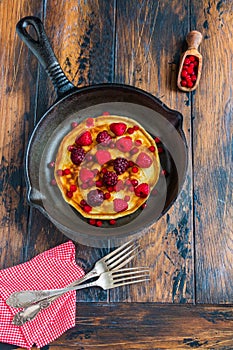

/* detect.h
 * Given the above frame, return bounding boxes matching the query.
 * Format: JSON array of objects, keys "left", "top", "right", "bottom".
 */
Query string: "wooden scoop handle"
[{"left": 186, "top": 30, "right": 203, "bottom": 50}]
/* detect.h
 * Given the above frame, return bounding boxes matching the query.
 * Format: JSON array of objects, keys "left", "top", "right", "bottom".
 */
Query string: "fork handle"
[
  {"left": 7, "top": 268, "right": 98, "bottom": 308},
  {"left": 12, "top": 279, "right": 101, "bottom": 326}
]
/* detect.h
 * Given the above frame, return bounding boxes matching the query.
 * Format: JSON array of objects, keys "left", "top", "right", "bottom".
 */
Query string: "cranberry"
[
  {"left": 132, "top": 166, "right": 139, "bottom": 173},
  {"left": 148, "top": 146, "right": 155, "bottom": 152},
  {"left": 63, "top": 168, "right": 71, "bottom": 175},
  {"left": 180, "top": 55, "right": 199, "bottom": 89},
  {"left": 89, "top": 219, "right": 96, "bottom": 225},
  {"left": 127, "top": 127, "right": 134, "bottom": 134},
  {"left": 181, "top": 80, "right": 187, "bottom": 87},
  {"left": 109, "top": 219, "right": 116, "bottom": 225}
]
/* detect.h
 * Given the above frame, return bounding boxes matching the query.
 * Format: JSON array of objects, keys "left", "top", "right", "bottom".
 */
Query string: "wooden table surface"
[{"left": 0, "top": 1, "right": 232, "bottom": 349}]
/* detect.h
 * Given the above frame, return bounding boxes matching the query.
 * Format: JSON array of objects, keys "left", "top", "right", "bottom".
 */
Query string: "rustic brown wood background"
[{"left": 0, "top": 0, "right": 232, "bottom": 349}]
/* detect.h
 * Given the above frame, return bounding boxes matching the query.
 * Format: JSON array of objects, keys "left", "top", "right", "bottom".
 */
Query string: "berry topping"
[
  {"left": 134, "top": 183, "right": 150, "bottom": 198},
  {"left": 131, "top": 179, "right": 138, "bottom": 187},
  {"left": 132, "top": 166, "right": 139, "bottom": 173},
  {"left": 48, "top": 161, "right": 55, "bottom": 168},
  {"left": 103, "top": 170, "right": 118, "bottom": 186},
  {"left": 113, "top": 157, "right": 129, "bottom": 174},
  {"left": 127, "top": 127, "right": 134, "bottom": 134},
  {"left": 109, "top": 219, "right": 116, "bottom": 225},
  {"left": 63, "top": 168, "right": 71, "bottom": 175},
  {"left": 70, "top": 184, "right": 77, "bottom": 192},
  {"left": 136, "top": 152, "right": 153, "bottom": 168},
  {"left": 96, "top": 130, "right": 112, "bottom": 145},
  {"left": 79, "top": 168, "right": 94, "bottom": 183},
  {"left": 66, "top": 191, "right": 73, "bottom": 198},
  {"left": 116, "top": 136, "right": 133, "bottom": 152},
  {"left": 110, "top": 122, "right": 127, "bottom": 136},
  {"left": 87, "top": 189, "right": 104, "bottom": 207},
  {"left": 104, "top": 192, "right": 111, "bottom": 199},
  {"left": 113, "top": 198, "right": 128, "bottom": 212},
  {"left": 95, "top": 150, "right": 112, "bottom": 165},
  {"left": 86, "top": 118, "right": 94, "bottom": 127},
  {"left": 148, "top": 146, "right": 155, "bottom": 152},
  {"left": 75, "top": 131, "right": 93, "bottom": 146},
  {"left": 115, "top": 179, "right": 124, "bottom": 192},
  {"left": 50, "top": 179, "right": 57, "bottom": 186},
  {"left": 89, "top": 219, "right": 96, "bottom": 225},
  {"left": 154, "top": 137, "right": 161, "bottom": 143},
  {"left": 130, "top": 147, "right": 139, "bottom": 155},
  {"left": 83, "top": 205, "right": 92, "bottom": 213},
  {"left": 71, "top": 147, "right": 86, "bottom": 165},
  {"left": 71, "top": 121, "right": 78, "bottom": 128}
]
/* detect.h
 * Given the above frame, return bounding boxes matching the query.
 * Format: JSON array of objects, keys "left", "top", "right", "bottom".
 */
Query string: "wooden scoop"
[{"left": 177, "top": 30, "right": 203, "bottom": 92}]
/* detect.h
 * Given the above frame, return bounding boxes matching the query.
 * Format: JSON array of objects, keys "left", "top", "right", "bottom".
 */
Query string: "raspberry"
[
  {"left": 87, "top": 189, "right": 104, "bottom": 207},
  {"left": 136, "top": 152, "right": 153, "bottom": 168},
  {"left": 103, "top": 171, "right": 118, "bottom": 186},
  {"left": 113, "top": 198, "right": 128, "bottom": 212},
  {"left": 110, "top": 122, "right": 127, "bottom": 136},
  {"left": 116, "top": 136, "right": 133, "bottom": 152},
  {"left": 95, "top": 150, "right": 111, "bottom": 165},
  {"left": 75, "top": 131, "right": 93, "bottom": 146},
  {"left": 96, "top": 130, "right": 112, "bottom": 145},
  {"left": 113, "top": 157, "right": 129, "bottom": 174},
  {"left": 134, "top": 183, "right": 149, "bottom": 198},
  {"left": 70, "top": 147, "right": 86, "bottom": 165},
  {"left": 79, "top": 168, "right": 94, "bottom": 183},
  {"left": 109, "top": 219, "right": 116, "bottom": 225}
]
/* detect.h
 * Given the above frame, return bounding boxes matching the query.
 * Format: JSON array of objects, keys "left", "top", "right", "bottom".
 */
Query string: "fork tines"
[
  {"left": 105, "top": 239, "right": 141, "bottom": 270},
  {"left": 111, "top": 267, "right": 150, "bottom": 288}
]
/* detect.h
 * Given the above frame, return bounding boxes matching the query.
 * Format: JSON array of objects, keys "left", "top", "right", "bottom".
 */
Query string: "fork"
[
  {"left": 12, "top": 267, "right": 150, "bottom": 325},
  {"left": 7, "top": 239, "right": 141, "bottom": 309}
]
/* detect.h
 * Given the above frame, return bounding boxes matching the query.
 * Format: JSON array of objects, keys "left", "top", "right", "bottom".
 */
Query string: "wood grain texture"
[
  {"left": 191, "top": 0, "right": 233, "bottom": 303},
  {"left": 112, "top": 0, "right": 194, "bottom": 303},
  {"left": 0, "top": 0, "right": 42, "bottom": 268},
  {"left": 24, "top": 0, "right": 116, "bottom": 302},
  {"left": 40, "top": 303, "right": 233, "bottom": 349}
]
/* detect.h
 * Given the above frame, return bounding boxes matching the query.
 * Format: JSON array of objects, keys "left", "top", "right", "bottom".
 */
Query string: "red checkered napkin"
[{"left": 0, "top": 241, "right": 84, "bottom": 349}]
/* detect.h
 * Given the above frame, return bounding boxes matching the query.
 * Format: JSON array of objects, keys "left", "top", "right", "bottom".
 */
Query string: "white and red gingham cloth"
[{"left": 0, "top": 241, "right": 84, "bottom": 349}]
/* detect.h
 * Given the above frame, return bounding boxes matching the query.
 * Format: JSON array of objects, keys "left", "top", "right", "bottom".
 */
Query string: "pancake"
[{"left": 54, "top": 115, "right": 160, "bottom": 220}]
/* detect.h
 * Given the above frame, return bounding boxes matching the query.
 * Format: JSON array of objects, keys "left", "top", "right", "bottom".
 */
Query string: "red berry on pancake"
[
  {"left": 134, "top": 183, "right": 149, "bottom": 198},
  {"left": 110, "top": 122, "right": 127, "bottom": 136},
  {"left": 75, "top": 131, "right": 93, "bottom": 146},
  {"left": 116, "top": 136, "right": 133, "bottom": 152},
  {"left": 95, "top": 150, "right": 112, "bottom": 165},
  {"left": 113, "top": 198, "right": 128, "bottom": 212},
  {"left": 136, "top": 152, "right": 153, "bottom": 168}
]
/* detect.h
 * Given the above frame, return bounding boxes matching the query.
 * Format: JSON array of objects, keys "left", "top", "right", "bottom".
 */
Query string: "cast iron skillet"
[{"left": 16, "top": 16, "right": 188, "bottom": 247}]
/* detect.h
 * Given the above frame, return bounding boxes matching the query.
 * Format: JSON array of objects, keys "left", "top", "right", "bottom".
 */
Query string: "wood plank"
[
  {"left": 112, "top": 0, "right": 194, "bottom": 302},
  {"left": 0, "top": 0, "right": 43, "bottom": 268},
  {"left": 191, "top": 0, "right": 233, "bottom": 303},
  {"left": 26, "top": 0, "right": 116, "bottom": 302},
  {"left": 1, "top": 303, "right": 233, "bottom": 349},
  {"left": 48, "top": 303, "right": 233, "bottom": 349}
]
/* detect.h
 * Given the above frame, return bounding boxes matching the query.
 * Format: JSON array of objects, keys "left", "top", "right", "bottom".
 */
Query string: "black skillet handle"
[{"left": 16, "top": 16, "right": 77, "bottom": 98}]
